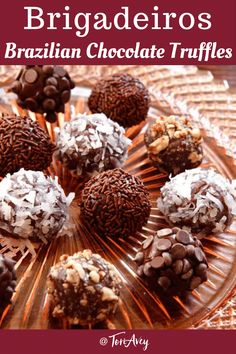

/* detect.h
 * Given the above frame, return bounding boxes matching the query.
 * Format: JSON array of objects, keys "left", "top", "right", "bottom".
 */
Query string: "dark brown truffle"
[
  {"left": 88, "top": 74, "right": 150, "bottom": 128},
  {"left": 0, "top": 114, "right": 55, "bottom": 177},
  {"left": 11, "top": 65, "right": 75, "bottom": 123},
  {"left": 134, "top": 228, "right": 208, "bottom": 294},
  {"left": 0, "top": 254, "right": 16, "bottom": 308},
  {"left": 47, "top": 250, "right": 121, "bottom": 326},
  {"left": 144, "top": 115, "right": 203, "bottom": 175},
  {"left": 80, "top": 168, "right": 151, "bottom": 239},
  {"left": 157, "top": 168, "right": 236, "bottom": 234}
]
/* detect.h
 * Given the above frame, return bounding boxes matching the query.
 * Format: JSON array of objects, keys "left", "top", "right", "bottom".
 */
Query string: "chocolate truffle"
[
  {"left": 0, "top": 169, "right": 74, "bottom": 242},
  {"left": 157, "top": 168, "right": 236, "bottom": 234},
  {"left": 144, "top": 115, "right": 203, "bottom": 175},
  {"left": 54, "top": 113, "right": 131, "bottom": 178},
  {"left": 88, "top": 74, "right": 150, "bottom": 128},
  {"left": 11, "top": 65, "right": 75, "bottom": 123},
  {"left": 47, "top": 250, "right": 121, "bottom": 326},
  {"left": 0, "top": 114, "right": 55, "bottom": 177},
  {"left": 0, "top": 254, "right": 16, "bottom": 308},
  {"left": 135, "top": 228, "right": 208, "bottom": 293},
  {"left": 80, "top": 168, "right": 151, "bottom": 239}
]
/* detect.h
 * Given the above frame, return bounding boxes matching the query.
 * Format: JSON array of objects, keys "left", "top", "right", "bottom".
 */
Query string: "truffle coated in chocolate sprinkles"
[
  {"left": 0, "top": 169, "right": 74, "bottom": 242},
  {"left": 0, "top": 254, "right": 16, "bottom": 308},
  {"left": 80, "top": 168, "right": 151, "bottom": 239},
  {"left": 0, "top": 114, "right": 55, "bottom": 177},
  {"left": 47, "top": 249, "right": 121, "bottom": 326},
  {"left": 11, "top": 65, "right": 75, "bottom": 123},
  {"left": 54, "top": 113, "right": 131, "bottom": 178},
  {"left": 135, "top": 228, "right": 208, "bottom": 294},
  {"left": 88, "top": 74, "right": 150, "bottom": 128},
  {"left": 157, "top": 168, "right": 236, "bottom": 234},
  {"left": 144, "top": 115, "right": 203, "bottom": 175}
]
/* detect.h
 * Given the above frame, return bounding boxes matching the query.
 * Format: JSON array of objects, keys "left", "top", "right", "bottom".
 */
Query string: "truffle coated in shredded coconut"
[
  {"left": 157, "top": 168, "right": 236, "bottom": 234},
  {"left": 0, "top": 169, "right": 74, "bottom": 242},
  {"left": 54, "top": 113, "right": 131, "bottom": 178}
]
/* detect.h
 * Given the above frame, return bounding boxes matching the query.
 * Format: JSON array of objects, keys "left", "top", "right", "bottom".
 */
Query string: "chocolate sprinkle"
[
  {"left": 80, "top": 168, "right": 151, "bottom": 239},
  {"left": 55, "top": 113, "right": 131, "bottom": 178},
  {"left": 0, "top": 254, "right": 16, "bottom": 308},
  {"left": 0, "top": 114, "right": 55, "bottom": 177},
  {"left": 47, "top": 250, "right": 121, "bottom": 326},
  {"left": 134, "top": 227, "right": 208, "bottom": 294},
  {"left": 10, "top": 65, "right": 75, "bottom": 123},
  {"left": 157, "top": 168, "right": 236, "bottom": 234},
  {"left": 88, "top": 74, "right": 150, "bottom": 128},
  {"left": 144, "top": 115, "right": 203, "bottom": 175}
]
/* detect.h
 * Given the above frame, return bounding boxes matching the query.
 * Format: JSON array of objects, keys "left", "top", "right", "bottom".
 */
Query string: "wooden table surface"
[{"left": 198, "top": 65, "right": 236, "bottom": 89}]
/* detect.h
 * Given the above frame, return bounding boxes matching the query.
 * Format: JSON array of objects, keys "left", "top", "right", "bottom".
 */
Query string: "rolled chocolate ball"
[
  {"left": 0, "top": 169, "right": 74, "bottom": 241},
  {"left": 54, "top": 113, "right": 131, "bottom": 178},
  {"left": 88, "top": 74, "right": 150, "bottom": 128},
  {"left": 144, "top": 115, "right": 203, "bottom": 175},
  {"left": 11, "top": 65, "right": 75, "bottom": 123},
  {"left": 0, "top": 114, "right": 55, "bottom": 177},
  {"left": 47, "top": 250, "right": 121, "bottom": 326},
  {"left": 80, "top": 168, "right": 151, "bottom": 239},
  {"left": 157, "top": 168, "right": 236, "bottom": 234},
  {"left": 0, "top": 254, "right": 16, "bottom": 308},
  {"left": 135, "top": 228, "right": 208, "bottom": 293}
]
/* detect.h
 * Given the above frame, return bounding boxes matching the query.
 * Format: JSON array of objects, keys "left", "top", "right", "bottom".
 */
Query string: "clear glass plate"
[{"left": 0, "top": 65, "right": 236, "bottom": 329}]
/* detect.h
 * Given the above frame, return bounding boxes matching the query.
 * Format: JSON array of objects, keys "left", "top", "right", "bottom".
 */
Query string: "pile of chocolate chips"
[
  {"left": 134, "top": 228, "right": 208, "bottom": 294},
  {"left": 80, "top": 168, "right": 151, "bottom": 239},
  {"left": 88, "top": 74, "right": 150, "bottom": 128},
  {"left": 11, "top": 65, "right": 75, "bottom": 123},
  {"left": 0, "top": 255, "right": 16, "bottom": 308},
  {"left": 0, "top": 114, "right": 55, "bottom": 177}
]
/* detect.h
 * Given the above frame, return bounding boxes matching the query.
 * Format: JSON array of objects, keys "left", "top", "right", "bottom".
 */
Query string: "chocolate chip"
[
  {"left": 181, "top": 269, "right": 193, "bottom": 280},
  {"left": 195, "top": 263, "right": 207, "bottom": 275},
  {"left": 61, "top": 90, "right": 70, "bottom": 103},
  {"left": 42, "top": 65, "right": 54, "bottom": 75},
  {"left": 186, "top": 244, "right": 195, "bottom": 256},
  {"left": 54, "top": 65, "right": 66, "bottom": 77},
  {"left": 134, "top": 252, "right": 144, "bottom": 265},
  {"left": 156, "top": 239, "right": 172, "bottom": 251},
  {"left": 156, "top": 228, "right": 173, "bottom": 237},
  {"left": 143, "top": 262, "right": 153, "bottom": 276},
  {"left": 194, "top": 247, "right": 204, "bottom": 262},
  {"left": 24, "top": 68, "right": 38, "bottom": 84},
  {"left": 182, "top": 259, "right": 191, "bottom": 273},
  {"left": 43, "top": 98, "right": 56, "bottom": 111},
  {"left": 46, "top": 77, "right": 58, "bottom": 87},
  {"left": 58, "top": 77, "right": 70, "bottom": 91},
  {"left": 143, "top": 236, "right": 154, "bottom": 250},
  {"left": 158, "top": 276, "right": 171, "bottom": 290},
  {"left": 44, "top": 85, "right": 58, "bottom": 97},
  {"left": 173, "top": 260, "right": 183, "bottom": 275},
  {"left": 137, "top": 265, "right": 144, "bottom": 276},
  {"left": 162, "top": 252, "right": 172, "bottom": 266},
  {"left": 171, "top": 243, "right": 187, "bottom": 259},
  {"left": 25, "top": 98, "right": 38, "bottom": 111},
  {"left": 176, "top": 230, "right": 191, "bottom": 244},
  {"left": 150, "top": 256, "right": 165, "bottom": 269},
  {"left": 190, "top": 276, "right": 202, "bottom": 290}
]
